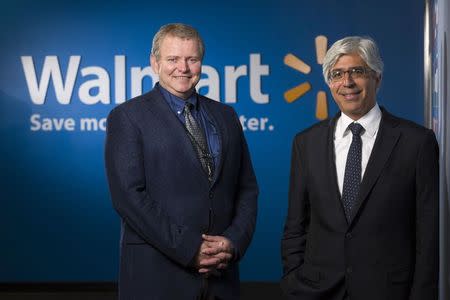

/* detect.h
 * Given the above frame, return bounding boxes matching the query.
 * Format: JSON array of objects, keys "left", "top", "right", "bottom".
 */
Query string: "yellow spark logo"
[{"left": 284, "top": 35, "right": 329, "bottom": 120}]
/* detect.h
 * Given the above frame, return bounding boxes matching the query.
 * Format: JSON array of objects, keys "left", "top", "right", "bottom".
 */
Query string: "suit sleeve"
[
  {"left": 281, "top": 134, "right": 310, "bottom": 295},
  {"left": 222, "top": 109, "right": 259, "bottom": 261},
  {"left": 409, "top": 130, "right": 439, "bottom": 300},
  {"left": 104, "top": 107, "right": 202, "bottom": 267}
]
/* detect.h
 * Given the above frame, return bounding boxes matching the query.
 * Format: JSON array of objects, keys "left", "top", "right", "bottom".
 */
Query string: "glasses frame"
[{"left": 328, "top": 66, "right": 374, "bottom": 83}]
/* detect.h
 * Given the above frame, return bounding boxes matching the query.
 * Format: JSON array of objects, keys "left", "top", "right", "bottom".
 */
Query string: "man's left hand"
[{"left": 198, "top": 234, "right": 234, "bottom": 273}]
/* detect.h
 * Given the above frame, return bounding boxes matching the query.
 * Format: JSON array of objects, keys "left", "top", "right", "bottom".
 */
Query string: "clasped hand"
[{"left": 195, "top": 234, "right": 234, "bottom": 277}]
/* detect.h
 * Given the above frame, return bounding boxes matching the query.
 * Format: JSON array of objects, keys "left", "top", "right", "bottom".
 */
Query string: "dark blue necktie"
[{"left": 341, "top": 122, "right": 364, "bottom": 222}]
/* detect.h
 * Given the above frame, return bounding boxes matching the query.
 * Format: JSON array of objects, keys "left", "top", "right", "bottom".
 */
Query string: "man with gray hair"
[
  {"left": 281, "top": 36, "right": 438, "bottom": 300},
  {"left": 105, "top": 23, "right": 258, "bottom": 299}
]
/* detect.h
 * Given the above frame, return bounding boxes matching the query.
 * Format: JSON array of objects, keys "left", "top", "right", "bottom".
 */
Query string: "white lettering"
[
  {"left": 80, "top": 118, "right": 98, "bottom": 130},
  {"left": 115, "top": 55, "right": 126, "bottom": 104},
  {"left": 21, "top": 56, "right": 80, "bottom": 104},
  {"left": 29, "top": 114, "right": 75, "bottom": 131},
  {"left": 78, "top": 66, "right": 110, "bottom": 104},
  {"left": 80, "top": 117, "right": 107, "bottom": 131},
  {"left": 224, "top": 65, "right": 247, "bottom": 103},
  {"left": 239, "top": 115, "right": 273, "bottom": 131},
  {"left": 131, "top": 66, "right": 158, "bottom": 98},
  {"left": 22, "top": 53, "right": 270, "bottom": 105},
  {"left": 197, "top": 66, "right": 220, "bottom": 101},
  {"left": 249, "top": 54, "right": 269, "bottom": 104},
  {"left": 30, "top": 114, "right": 41, "bottom": 131},
  {"left": 99, "top": 118, "right": 107, "bottom": 131}
]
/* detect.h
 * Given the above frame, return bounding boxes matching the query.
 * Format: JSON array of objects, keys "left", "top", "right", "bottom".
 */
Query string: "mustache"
[{"left": 339, "top": 90, "right": 361, "bottom": 95}]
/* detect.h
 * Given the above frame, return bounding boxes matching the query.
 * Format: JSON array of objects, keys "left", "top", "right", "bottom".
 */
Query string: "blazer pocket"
[
  {"left": 280, "top": 269, "right": 298, "bottom": 295},
  {"left": 388, "top": 267, "right": 412, "bottom": 284},
  {"left": 123, "top": 232, "right": 148, "bottom": 245},
  {"left": 388, "top": 267, "right": 412, "bottom": 300},
  {"left": 125, "top": 241, "right": 147, "bottom": 245},
  {"left": 299, "top": 264, "right": 321, "bottom": 288}
]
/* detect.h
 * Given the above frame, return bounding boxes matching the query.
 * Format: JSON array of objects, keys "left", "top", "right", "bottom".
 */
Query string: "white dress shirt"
[{"left": 334, "top": 103, "right": 382, "bottom": 196}]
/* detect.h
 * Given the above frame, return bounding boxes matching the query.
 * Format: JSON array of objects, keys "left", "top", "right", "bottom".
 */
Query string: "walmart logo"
[
  {"left": 21, "top": 36, "right": 331, "bottom": 124},
  {"left": 284, "top": 35, "right": 329, "bottom": 120}
]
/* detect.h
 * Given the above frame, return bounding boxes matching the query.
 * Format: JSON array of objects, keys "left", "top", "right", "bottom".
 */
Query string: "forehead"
[
  {"left": 332, "top": 53, "right": 366, "bottom": 69},
  {"left": 159, "top": 35, "right": 200, "bottom": 56}
]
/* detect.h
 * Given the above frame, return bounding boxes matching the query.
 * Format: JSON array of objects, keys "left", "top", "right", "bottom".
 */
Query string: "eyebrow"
[
  {"left": 165, "top": 55, "right": 200, "bottom": 59},
  {"left": 331, "top": 66, "right": 365, "bottom": 71}
]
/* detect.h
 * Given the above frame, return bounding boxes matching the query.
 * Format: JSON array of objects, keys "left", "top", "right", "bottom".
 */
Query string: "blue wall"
[{"left": 0, "top": 0, "right": 424, "bottom": 281}]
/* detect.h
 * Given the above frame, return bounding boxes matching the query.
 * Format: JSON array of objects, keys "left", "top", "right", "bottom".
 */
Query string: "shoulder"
[
  {"left": 381, "top": 109, "right": 438, "bottom": 160},
  {"left": 198, "top": 94, "right": 239, "bottom": 123},
  {"left": 293, "top": 118, "right": 331, "bottom": 143},
  {"left": 383, "top": 109, "right": 435, "bottom": 140},
  {"left": 108, "top": 89, "right": 159, "bottom": 117},
  {"left": 199, "top": 94, "right": 235, "bottom": 112}
]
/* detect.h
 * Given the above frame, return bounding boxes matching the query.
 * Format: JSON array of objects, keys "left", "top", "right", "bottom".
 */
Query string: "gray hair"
[
  {"left": 151, "top": 23, "right": 205, "bottom": 61},
  {"left": 322, "top": 36, "right": 384, "bottom": 83}
]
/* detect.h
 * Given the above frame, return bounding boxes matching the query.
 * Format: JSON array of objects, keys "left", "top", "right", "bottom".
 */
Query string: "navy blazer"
[
  {"left": 105, "top": 88, "right": 258, "bottom": 300},
  {"left": 281, "top": 108, "right": 439, "bottom": 300}
]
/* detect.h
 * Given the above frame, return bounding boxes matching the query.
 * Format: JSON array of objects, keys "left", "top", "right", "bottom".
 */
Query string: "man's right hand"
[{"left": 194, "top": 241, "right": 221, "bottom": 277}]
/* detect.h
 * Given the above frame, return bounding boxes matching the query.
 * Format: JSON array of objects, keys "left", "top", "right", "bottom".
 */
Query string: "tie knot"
[
  {"left": 348, "top": 122, "right": 364, "bottom": 136},
  {"left": 185, "top": 102, "right": 194, "bottom": 111}
]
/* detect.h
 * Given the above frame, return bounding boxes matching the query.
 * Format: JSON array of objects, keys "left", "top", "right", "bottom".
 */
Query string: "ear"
[
  {"left": 150, "top": 54, "right": 159, "bottom": 74},
  {"left": 375, "top": 74, "right": 382, "bottom": 90}
]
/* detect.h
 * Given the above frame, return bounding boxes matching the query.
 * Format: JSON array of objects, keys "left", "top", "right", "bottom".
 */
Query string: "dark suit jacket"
[
  {"left": 105, "top": 88, "right": 258, "bottom": 300},
  {"left": 281, "top": 108, "right": 438, "bottom": 300}
]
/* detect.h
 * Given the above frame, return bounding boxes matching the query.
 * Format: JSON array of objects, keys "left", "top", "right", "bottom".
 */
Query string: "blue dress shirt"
[{"left": 156, "top": 83, "right": 220, "bottom": 174}]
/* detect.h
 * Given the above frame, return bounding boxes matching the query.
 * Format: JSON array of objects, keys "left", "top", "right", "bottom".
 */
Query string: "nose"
[
  {"left": 342, "top": 72, "right": 355, "bottom": 87},
  {"left": 177, "top": 59, "right": 189, "bottom": 72}
]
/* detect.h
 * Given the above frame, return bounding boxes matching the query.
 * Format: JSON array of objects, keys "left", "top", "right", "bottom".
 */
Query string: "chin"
[
  {"left": 175, "top": 83, "right": 193, "bottom": 90},
  {"left": 341, "top": 103, "right": 361, "bottom": 112},
  {"left": 177, "top": 87, "right": 193, "bottom": 94}
]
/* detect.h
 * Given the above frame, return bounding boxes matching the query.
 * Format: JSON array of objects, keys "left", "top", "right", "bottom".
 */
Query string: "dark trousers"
[
  {"left": 198, "top": 278, "right": 218, "bottom": 300},
  {"left": 343, "top": 291, "right": 350, "bottom": 300}
]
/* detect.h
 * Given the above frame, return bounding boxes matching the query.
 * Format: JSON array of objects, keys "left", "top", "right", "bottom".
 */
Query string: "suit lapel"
[
  {"left": 348, "top": 108, "right": 400, "bottom": 225},
  {"left": 142, "top": 89, "right": 208, "bottom": 181}
]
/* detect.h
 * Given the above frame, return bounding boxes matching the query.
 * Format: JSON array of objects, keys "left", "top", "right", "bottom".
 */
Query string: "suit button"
[
  {"left": 346, "top": 267, "right": 353, "bottom": 274},
  {"left": 346, "top": 233, "right": 352, "bottom": 239},
  {"left": 209, "top": 192, "right": 213, "bottom": 199}
]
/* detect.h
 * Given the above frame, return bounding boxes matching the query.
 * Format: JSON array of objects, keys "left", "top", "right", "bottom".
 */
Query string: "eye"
[
  {"left": 188, "top": 57, "right": 199, "bottom": 64},
  {"left": 351, "top": 67, "right": 365, "bottom": 75},
  {"left": 167, "top": 57, "right": 177, "bottom": 63},
  {"left": 330, "top": 70, "right": 343, "bottom": 80}
]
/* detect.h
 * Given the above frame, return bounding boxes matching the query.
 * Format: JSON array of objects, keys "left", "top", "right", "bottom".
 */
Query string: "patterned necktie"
[
  {"left": 184, "top": 102, "right": 214, "bottom": 182},
  {"left": 341, "top": 122, "right": 364, "bottom": 222}
]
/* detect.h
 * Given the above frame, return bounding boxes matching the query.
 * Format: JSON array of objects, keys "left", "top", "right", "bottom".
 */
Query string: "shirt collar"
[
  {"left": 335, "top": 103, "right": 381, "bottom": 139},
  {"left": 156, "top": 82, "right": 198, "bottom": 113}
]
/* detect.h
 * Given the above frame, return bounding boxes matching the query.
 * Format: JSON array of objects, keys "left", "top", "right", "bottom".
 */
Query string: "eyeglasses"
[{"left": 328, "top": 66, "right": 373, "bottom": 82}]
